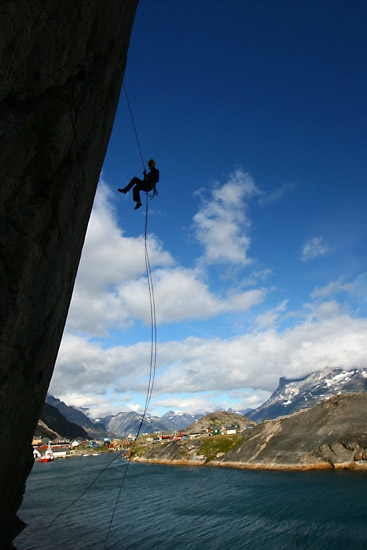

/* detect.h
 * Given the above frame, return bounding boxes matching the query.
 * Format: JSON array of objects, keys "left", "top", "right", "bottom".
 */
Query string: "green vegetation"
[
  {"left": 199, "top": 435, "right": 244, "bottom": 461},
  {"left": 128, "top": 433, "right": 245, "bottom": 462}
]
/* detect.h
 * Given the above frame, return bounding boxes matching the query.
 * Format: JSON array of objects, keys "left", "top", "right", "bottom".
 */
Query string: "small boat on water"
[{"left": 41, "top": 443, "right": 54, "bottom": 463}]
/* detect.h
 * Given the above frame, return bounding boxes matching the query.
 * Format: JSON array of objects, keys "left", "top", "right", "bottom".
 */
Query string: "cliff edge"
[{"left": 0, "top": 2, "right": 138, "bottom": 547}]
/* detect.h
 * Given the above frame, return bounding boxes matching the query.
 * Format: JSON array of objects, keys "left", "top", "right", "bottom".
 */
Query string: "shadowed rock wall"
[{"left": 0, "top": 2, "right": 138, "bottom": 546}]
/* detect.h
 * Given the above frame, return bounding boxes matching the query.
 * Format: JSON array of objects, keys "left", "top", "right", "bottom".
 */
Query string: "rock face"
[
  {"left": 185, "top": 410, "right": 255, "bottom": 433},
  {"left": 46, "top": 395, "right": 109, "bottom": 439},
  {"left": 248, "top": 367, "right": 367, "bottom": 422},
  {"left": 220, "top": 393, "right": 367, "bottom": 470},
  {"left": 134, "top": 394, "right": 367, "bottom": 471},
  {"left": 40, "top": 403, "right": 89, "bottom": 440},
  {"left": 0, "top": 2, "right": 138, "bottom": 547}
]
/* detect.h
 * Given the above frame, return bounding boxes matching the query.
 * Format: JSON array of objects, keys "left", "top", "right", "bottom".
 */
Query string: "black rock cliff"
[{"left": 0, "top": 2, "right": 138, "bottom": 547}]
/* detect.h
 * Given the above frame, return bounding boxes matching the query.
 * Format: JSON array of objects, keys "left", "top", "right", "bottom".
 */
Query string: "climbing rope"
[
  {"left": 46, "top": 82, "right": 158, "bottom": 550},
  {"left": 103, "top": 83, "right": 158, "bottom": 548},
  {"left": 103, "top": 192, "right": 157, "bottom": 549},
  {"left": 122, "top": 83, "right": 145, "bottom": 172}
]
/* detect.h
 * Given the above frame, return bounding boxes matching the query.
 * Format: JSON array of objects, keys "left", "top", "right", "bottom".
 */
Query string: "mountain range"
[
  {"left": 100, "top": 410, "right": 202, "bottom": 438},
  {"left": 45, "top": 395, "right": 202, "bottom": 438},
  {"left": 42, "top": 367, "right": 367, "bottom": 439}
]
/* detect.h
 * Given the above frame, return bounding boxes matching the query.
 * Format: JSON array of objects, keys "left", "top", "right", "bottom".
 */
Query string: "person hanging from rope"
[{"left": 118, "top": 159, "right": 159, "bottom": 209}]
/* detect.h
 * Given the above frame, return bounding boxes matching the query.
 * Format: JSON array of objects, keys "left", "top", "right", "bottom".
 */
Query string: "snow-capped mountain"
[
  {"left": 101, "top": 410, "right": 202, "bottom": 438},
  {"left": 45, "top": 396, "right": 202, "bottom": 438},
  {"left": 248, "top": 367, "right": 367, "bottom": 422}
]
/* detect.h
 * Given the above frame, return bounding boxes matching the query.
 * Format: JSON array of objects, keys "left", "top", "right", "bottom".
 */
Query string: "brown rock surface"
[
  {"left": 134, "top": 394, "right": 367, "bottom": 473},
  {"left": 185, "top": 410, "right": 255, "bottom": 433},
  {"left": 0, "top": 2, "right": 138, "bottom": 547},
  {"left": 219, "top": 392, "right": 367, "bottom": 470}
]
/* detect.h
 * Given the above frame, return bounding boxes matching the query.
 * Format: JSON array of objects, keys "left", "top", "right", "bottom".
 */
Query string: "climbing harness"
[{"left": 46, "top": 82, "right": 158, "bottom": 550}]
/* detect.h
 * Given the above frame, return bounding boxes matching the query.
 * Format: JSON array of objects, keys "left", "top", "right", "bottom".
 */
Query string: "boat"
[{"left": 41, "top": 443, "right": 54, "bottom": 463}]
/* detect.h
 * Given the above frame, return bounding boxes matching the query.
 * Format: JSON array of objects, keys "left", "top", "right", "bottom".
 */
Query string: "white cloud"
[
  {"left": 301, "top": 236, "right": 329, "bottom": 262},
  {"left": 192, "top": 170, "right": 260, "bottom": 266},
  {"left": 254, "top": 300, "right": 289, "bottom": 330},
  {"left": 258, "top": 181, "right": 296, "bottom": 206},
  {"left": 65, "top": 179, "right": 266, "bottom": 335},
  {"left": 310, "top": 300, "right": 341, "bottom": 319},
  {"left": 311, "top": 276, "right": 352, "bottom": 298},
  {"left": 65, "top": 181, "right": 175, "bottom": 335},
  {"left": 52, "top": 311, "right": 367, "bottom": 417}
]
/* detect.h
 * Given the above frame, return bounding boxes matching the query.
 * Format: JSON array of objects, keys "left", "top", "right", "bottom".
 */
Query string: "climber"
[{"left": 118, "top": 159, "right": 159, "bottom": 209}]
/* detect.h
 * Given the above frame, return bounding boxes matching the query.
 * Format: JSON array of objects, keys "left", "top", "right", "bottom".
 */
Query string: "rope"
[
  {"left": 46, "top": 83, "right": 158, "bottom": 550},
  {"left": 46, "top": 192, "right": 158, "bottom": 547},
  {"left": 103, "top": 192, "right": 157, "bottom": 549},
  {"left": 123, "top": 83, "right": 145, "bottom": 171},
  {"left": 103, "top": 83, "right": 157, "bottom": 548}
]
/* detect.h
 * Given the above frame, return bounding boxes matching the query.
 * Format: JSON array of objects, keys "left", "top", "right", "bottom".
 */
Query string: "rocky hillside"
[
  {"left": 221, "top": 392, "right": 367, "bottom": 470},
  {"left": 134, "top": 393, "right": 367, "bottom": 471},
  {"left": 248, "top": 367, "right": 367, "bottom": 422},
  {"left": 185, "top": 411, "right": 255, "bottom": 433},
  {"left": 46, "top": 395, "right": 109, "bottom": 439},
  {"left": 39, "top": 403, "right": 89, "bottom": 440},
  {"left": 35, "top": 420, "right": 61, "bottom": 441}
]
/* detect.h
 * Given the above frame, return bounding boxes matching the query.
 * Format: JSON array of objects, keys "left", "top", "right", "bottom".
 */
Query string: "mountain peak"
[{"left": 248, "top": 367, "right": 367, "bottom": 422}]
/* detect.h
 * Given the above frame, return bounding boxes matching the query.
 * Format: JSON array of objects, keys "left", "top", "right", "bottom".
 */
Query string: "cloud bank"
[{"left": 50, "top": 172, "right": 367, "bottom": 417}]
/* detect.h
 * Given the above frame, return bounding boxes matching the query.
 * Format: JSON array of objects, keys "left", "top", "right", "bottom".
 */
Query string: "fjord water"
[{"left": 17, "top": 454, "right": 367, "bottom": 549}]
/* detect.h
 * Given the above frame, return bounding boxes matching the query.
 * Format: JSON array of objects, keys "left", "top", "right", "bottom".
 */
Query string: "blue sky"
[{"left": 50, "top": 0, "right": 367, "bottom": 419}]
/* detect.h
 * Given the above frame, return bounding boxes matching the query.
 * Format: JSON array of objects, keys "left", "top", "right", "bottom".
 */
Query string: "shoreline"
[{"left": 132, "top": 456, "right": 367, "bottom": 472}]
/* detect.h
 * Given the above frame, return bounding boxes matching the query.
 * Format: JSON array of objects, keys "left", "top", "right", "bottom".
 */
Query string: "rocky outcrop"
[
  {"left": 132, "top": 411, "right": 253, "bottom": 466},
  {"left": 185, "top": 410, "right": 255, "bottom": 433},
  {"left": 35, "top": 419, "right": 61, "bottom": 441},
  {"left": 135, "top": 438, "right": 208, "bottom": 467},
  {"left": 133, "top": 393, "right": 367, "bottom": 472},
  {"left": 218, "top": 392, "right": 367, "bottom": 470},
  {"left": 0, "top": 2, "right": 138, "bottom": 547}
]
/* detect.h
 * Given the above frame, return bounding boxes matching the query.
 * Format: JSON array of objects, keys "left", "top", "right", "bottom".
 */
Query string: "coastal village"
[
  {"left": 32, "top": 371, "right": 367, "bottom": 470},
  {"left": 32, "top": 392, "right": 367, "bottom": 471},
  {"left": 32, "top": 416, "right": 249, "bottom": 462}
]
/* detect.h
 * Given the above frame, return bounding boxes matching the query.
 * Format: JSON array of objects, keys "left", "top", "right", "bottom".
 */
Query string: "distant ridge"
[
  {"left": 39, "top": 403, "right": 89, "bottom": 439},
  {"left": 45, "top": 396, "right": 202, "bottom": 438},
  {"left": 101, "top": 410, "right": 202, "bottom": 438},
  {"left": 44, "top": 367, "right": 367, "bottom": 439},
  {"left": 248, "top": 367, "right": 367, "bottom": 422},
  {"left": 46, "top": 395, "right": 109, "bottom": 438}
]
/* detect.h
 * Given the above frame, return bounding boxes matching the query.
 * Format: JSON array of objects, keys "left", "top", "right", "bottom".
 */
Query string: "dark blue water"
[{"left": 16, "top": 454, "right": 367, "bottom": 549}]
